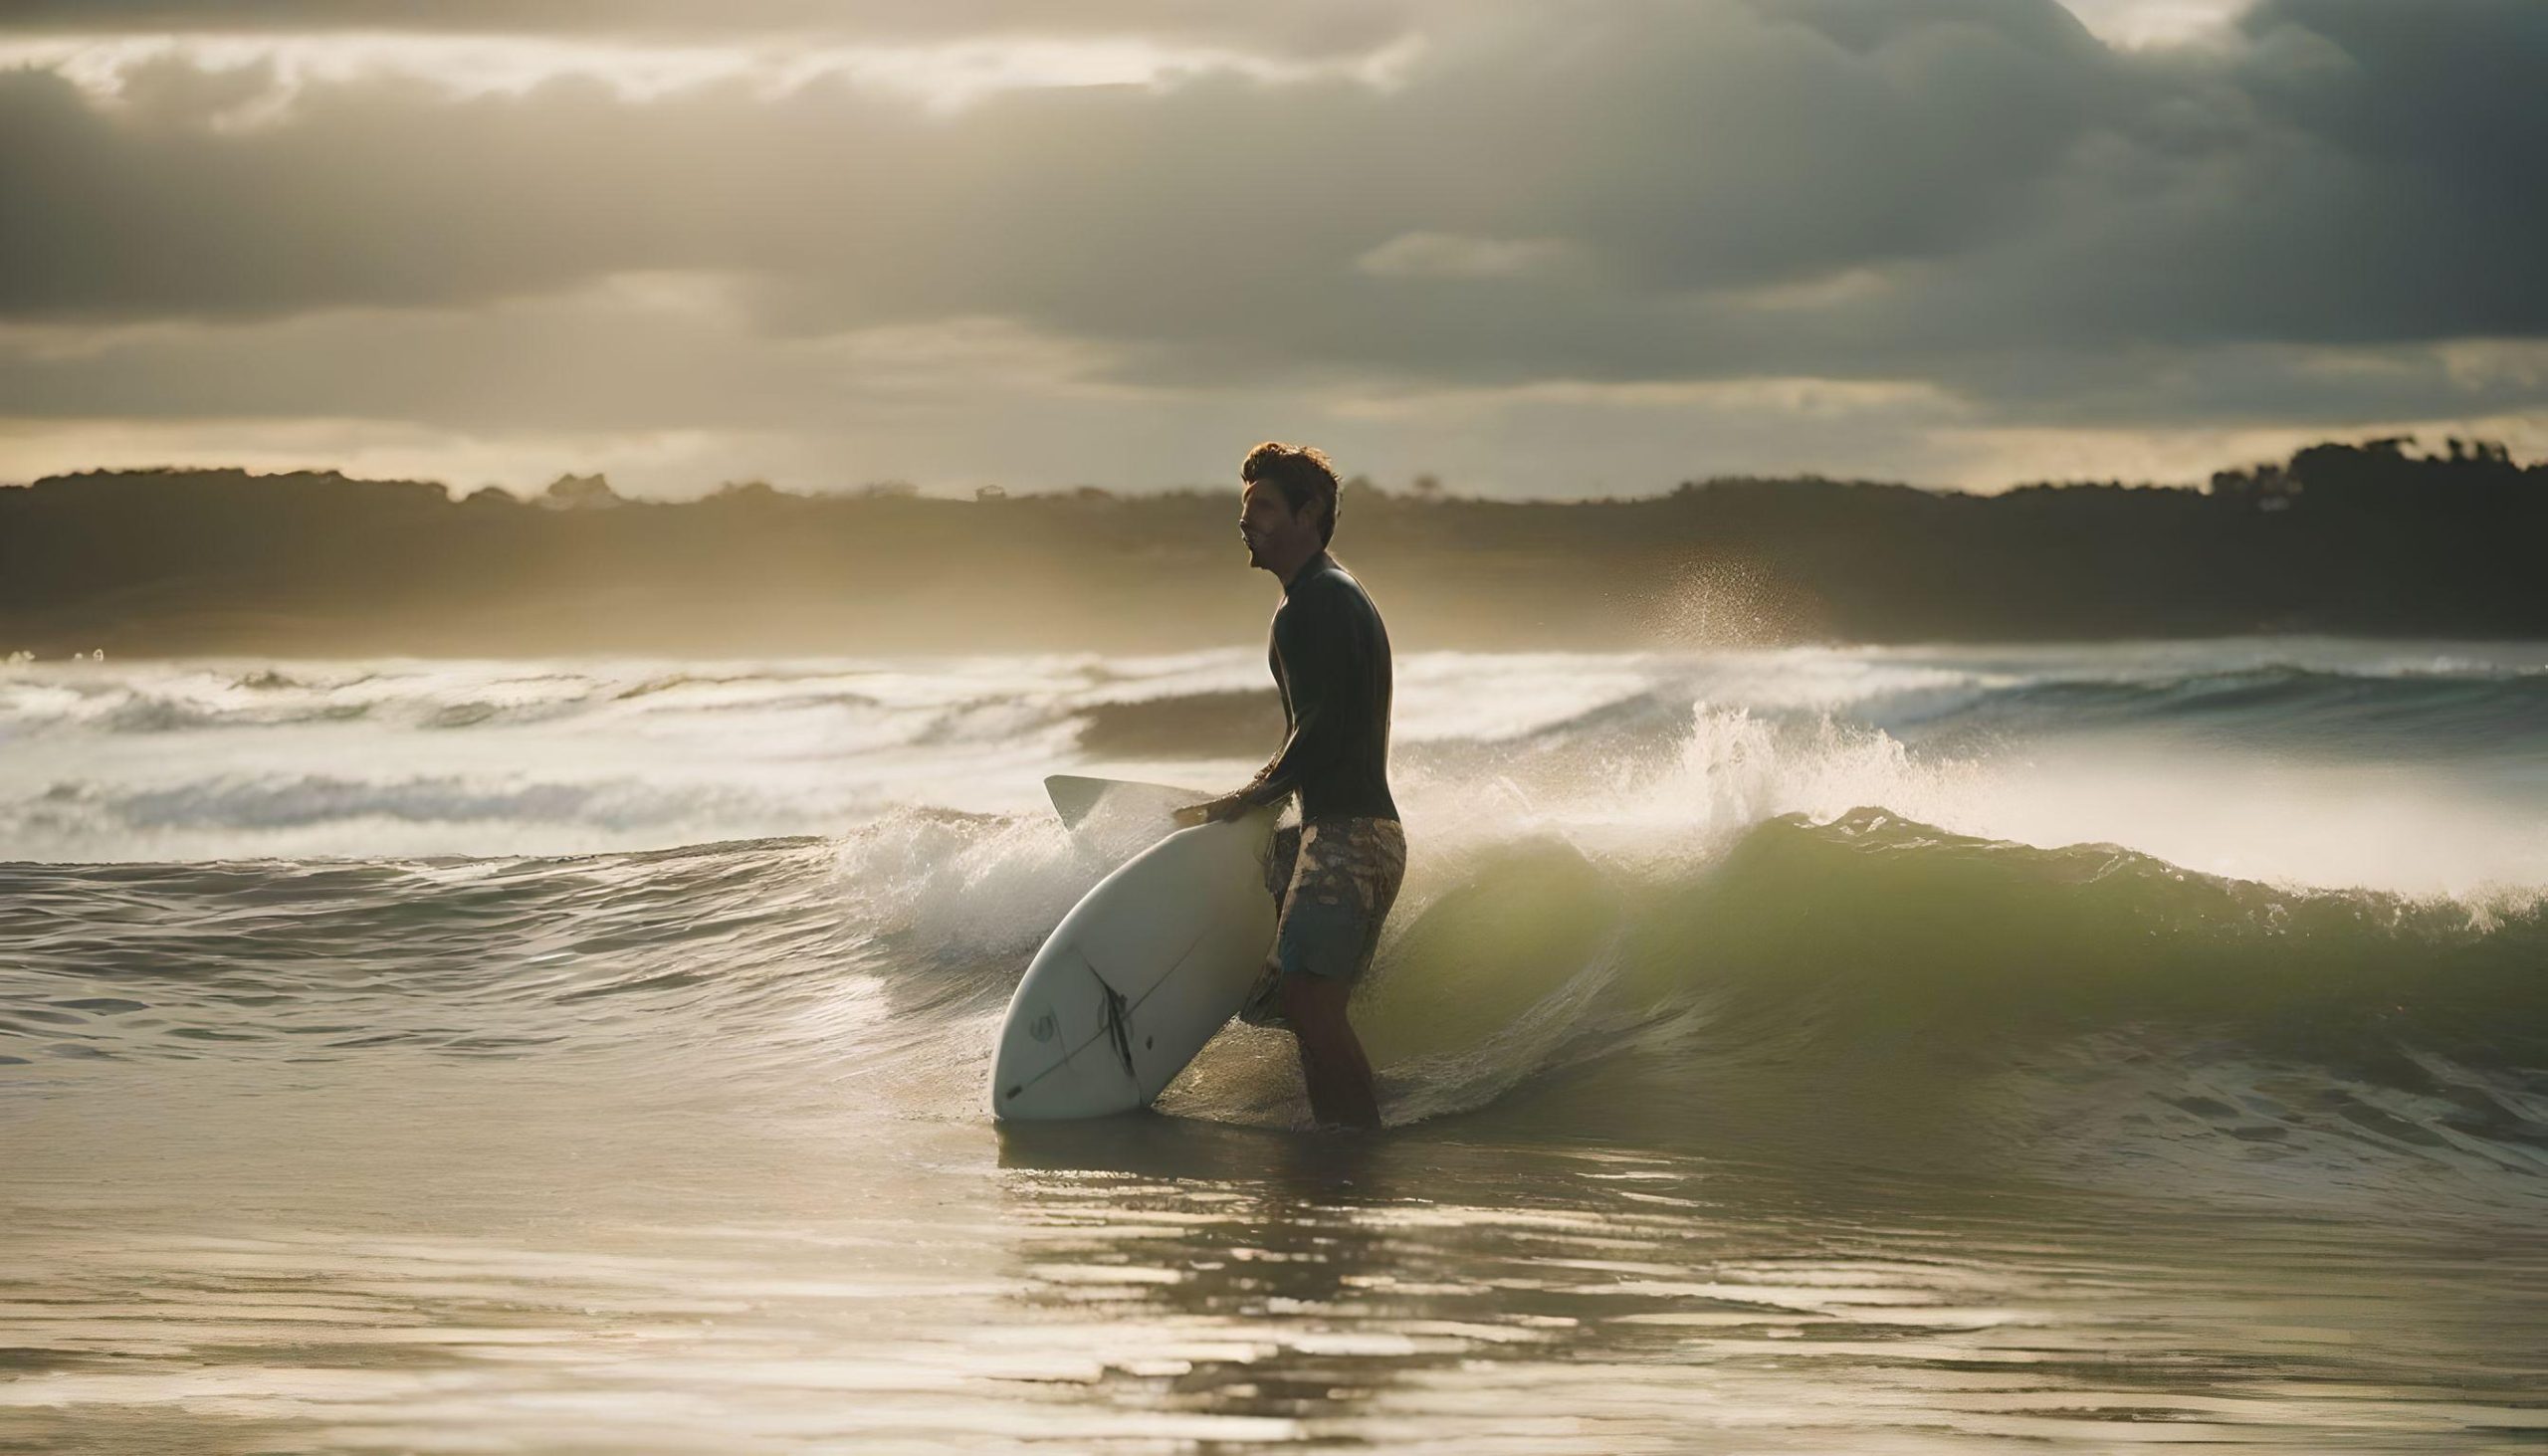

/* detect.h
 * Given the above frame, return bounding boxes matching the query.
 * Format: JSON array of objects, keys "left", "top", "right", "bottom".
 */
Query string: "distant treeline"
[{"left": 3, "top": 438, "right": 2541, "bottom": 657}]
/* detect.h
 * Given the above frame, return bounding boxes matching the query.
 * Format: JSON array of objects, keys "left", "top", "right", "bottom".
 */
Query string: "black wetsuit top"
[{"left": 1238, "top": 550, "right": 1399, "bottom": 823}]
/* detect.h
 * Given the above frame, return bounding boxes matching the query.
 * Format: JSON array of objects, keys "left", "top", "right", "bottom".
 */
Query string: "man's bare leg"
[{"left": 1279, "top": 973, "right": 1380, "bottom": 1130}]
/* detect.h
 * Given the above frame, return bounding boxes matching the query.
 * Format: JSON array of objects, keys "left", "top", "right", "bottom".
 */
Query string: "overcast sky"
[{"left": 2, "top": 0, "right": 2541, "bottom": 498}]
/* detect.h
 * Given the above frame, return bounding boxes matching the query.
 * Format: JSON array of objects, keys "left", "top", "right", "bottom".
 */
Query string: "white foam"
[{"left": 0, "top": 645, "right": 2540, "bottom": 892}]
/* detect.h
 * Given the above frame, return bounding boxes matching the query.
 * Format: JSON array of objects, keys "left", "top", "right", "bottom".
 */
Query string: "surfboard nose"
[
  {"left": 993, "top": 801, "right": 1279, "bottom": 1122},
  {"left": 990, "top": 1019, "right": 1137, "bottom": 1121}
]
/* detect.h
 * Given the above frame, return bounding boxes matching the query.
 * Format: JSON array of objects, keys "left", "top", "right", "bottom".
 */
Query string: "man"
[{"left": 1174, "top": 442, "right": 1404, "bottom": 1131}]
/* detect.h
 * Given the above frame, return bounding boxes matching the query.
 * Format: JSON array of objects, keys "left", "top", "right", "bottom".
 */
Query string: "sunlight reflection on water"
[{"left": 8, "top": 1099, "right": 2544, "bottom": 1454}]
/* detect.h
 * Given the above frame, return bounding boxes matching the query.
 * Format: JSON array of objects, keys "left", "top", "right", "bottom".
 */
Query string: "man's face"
[{"left": 1239, "top": 480, "right": 1313, "bottom": 569}]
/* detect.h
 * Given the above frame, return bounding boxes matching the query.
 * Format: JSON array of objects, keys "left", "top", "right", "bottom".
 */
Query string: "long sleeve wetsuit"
[{"left": 1236, "top": 551, "right": 1399, "bottom": 823}]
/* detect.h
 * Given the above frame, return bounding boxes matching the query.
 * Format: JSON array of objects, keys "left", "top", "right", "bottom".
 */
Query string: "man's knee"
[{"left": 1279, "top": 972, "right": 1351, "bottom": 1037}]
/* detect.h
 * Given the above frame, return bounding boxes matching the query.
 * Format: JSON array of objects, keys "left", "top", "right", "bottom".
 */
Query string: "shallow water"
[
  {"left": 16, "top": 1114, "right": 2548, "bottom": 1453},
  {"left": 5, "top": 640, "right": 2546, "bottom": 1451}
]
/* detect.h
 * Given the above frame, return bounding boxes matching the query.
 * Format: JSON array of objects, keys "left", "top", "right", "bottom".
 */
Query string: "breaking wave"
[
  {"left": 3, "top": 641, "right": 2542, "bottom": 1216},
  {"left": 6, "top": 803, "right": 2541, "bottom": 1211}
]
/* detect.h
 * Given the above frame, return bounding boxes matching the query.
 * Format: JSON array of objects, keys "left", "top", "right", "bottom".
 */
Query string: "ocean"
[{"left": 5, "top": 639, "right": 2545, "bottom": 1453}]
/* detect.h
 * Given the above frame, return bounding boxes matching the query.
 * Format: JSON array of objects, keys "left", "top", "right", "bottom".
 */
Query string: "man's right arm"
[
  {"left": 1173, "top": 591, "right": 1353, "bottom": 826},
  {"left": 1231, "top": 591, "right": 1356, "bottom": 811},
  {"left": 1174, "top": 740, "right": 1300, "bottom": 826}
]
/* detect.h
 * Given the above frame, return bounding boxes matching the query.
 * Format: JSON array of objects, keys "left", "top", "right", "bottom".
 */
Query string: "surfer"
[{"left": 1174, "top": 443, "right": 1404, "bottom": 1131}]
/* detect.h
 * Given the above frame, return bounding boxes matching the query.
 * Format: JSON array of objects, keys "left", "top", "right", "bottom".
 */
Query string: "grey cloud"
[
  {"left": 8, "top": 296, "right": 2526, "bottom": 447},
  {"left": 1940, "top": 340, "right": 2548, "bottom": 430},
  {"left": 0, "top": 0, "right": 2541, "bottom": 434},
  {"left": 0, "top": 0, "right": 1416, "bottom": 54}
]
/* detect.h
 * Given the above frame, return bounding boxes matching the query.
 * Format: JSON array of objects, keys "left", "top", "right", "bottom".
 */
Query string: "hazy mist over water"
[{"left": 6, "top": 639, "right": 2546, "bottom": 1452}]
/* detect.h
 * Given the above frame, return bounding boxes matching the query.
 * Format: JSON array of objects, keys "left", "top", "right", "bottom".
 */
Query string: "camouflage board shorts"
[{"left": 1238, "top": 815, "right": 1407, "bottom": 1028}]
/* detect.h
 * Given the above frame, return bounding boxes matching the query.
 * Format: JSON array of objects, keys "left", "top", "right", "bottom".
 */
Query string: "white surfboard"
[
  {"left": 1043, "top": 774, "right": 1200, "bottom": 834},
  {"left": 991, "top": 778, "right": 1276, "bottom": 1121}
]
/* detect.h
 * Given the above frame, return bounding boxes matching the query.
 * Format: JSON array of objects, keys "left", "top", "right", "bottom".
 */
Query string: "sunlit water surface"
[{"left": 6, "top": 641, "right": 2546, "bottom": 1452}]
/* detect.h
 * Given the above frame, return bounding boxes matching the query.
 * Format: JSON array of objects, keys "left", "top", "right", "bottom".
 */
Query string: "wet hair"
[{"left": 1240, "top": 441, "right": 1341, "bottom": 546}]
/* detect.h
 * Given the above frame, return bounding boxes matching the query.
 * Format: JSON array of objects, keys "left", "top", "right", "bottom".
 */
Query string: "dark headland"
[{"left": 3, "top": 438, "right": 2540, "bottom": 658}]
